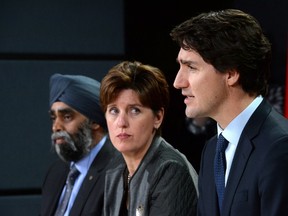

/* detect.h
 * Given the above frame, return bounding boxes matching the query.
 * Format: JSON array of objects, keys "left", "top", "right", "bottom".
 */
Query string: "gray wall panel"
[
  {"left": 0, "top": 0, "right": 124, "bottom": 55},
  {"left": 0, "top": 195, "right": 41, "bottom": 216}
]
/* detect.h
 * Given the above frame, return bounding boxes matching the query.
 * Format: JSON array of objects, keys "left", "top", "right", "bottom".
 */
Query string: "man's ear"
[
  {"left": 91, "top": 121, "right": 101, "bottom": 130},
  {"left": 226, "top": 69, "right": 240, "bottom": 86}
]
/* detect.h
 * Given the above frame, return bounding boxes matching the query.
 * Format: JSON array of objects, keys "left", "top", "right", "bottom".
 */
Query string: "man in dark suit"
[
  {"left": 40, "top": 74, "right": 119, "bottom": 216},
  {"left": 170, "top": 9, "right": 288, "bottom": 216}
]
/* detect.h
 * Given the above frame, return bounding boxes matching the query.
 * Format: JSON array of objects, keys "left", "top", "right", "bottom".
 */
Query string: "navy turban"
[{"left": 49, "top": 73, "right": 106, "bottom": 129}]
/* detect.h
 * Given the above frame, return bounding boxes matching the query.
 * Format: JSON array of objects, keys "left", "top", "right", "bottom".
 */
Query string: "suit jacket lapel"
[
  {"left": 70, "top": 165, "right": 101, "bottom": 215},
  {"left": 222, "top": 135, "right": 253, "bottom": 215},
  {"left": 211, "top": 137, "right": 221, "bottom": 216},
  {"left": 46, "top": 165, "right": 69, "bottom": 216},
  {"left": 103, "top": 152, "right": 126, "bottom": 216},
  {"left": 222, "top": 100, "right": 271, "bottom": 216},
  {"left": 69, "top": 139, "right": 115, "bottom": 215},
  {"left": 199, "top": 135, "right": 220, "bottom": 216}
]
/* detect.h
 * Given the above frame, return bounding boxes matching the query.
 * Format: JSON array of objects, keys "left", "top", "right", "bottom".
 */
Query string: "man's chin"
[
  {"left": 57, "top": 151, "right": 82, "bottom": 163},
  {"left": 54, "top": 145, "right": 72, "bottom": 162},
  {"left": 56, "top": 147, "right": 87, "bottom": 163},
  {"left": 185, "top": 108, "right": 196, "bottom": 118}
]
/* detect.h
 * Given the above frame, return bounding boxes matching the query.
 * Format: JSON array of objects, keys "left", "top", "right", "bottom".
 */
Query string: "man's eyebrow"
[
  {"left": 48, "top": 108, "right": 75, "bottom": 115},
  {"left": 179, "top": 59, "right": 196, "bottom": 65},
  {"left": 176, "top": 56, "right": 195, "bottom": 65}
]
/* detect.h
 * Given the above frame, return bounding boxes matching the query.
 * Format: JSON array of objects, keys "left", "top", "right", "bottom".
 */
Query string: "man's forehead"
[{"left": 50, "top": 102, "right": 76, "bottom": 114}]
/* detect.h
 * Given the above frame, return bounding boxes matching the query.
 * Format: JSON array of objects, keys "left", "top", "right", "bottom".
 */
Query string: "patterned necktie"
[
  {"left": 214, "top": 133, "right": 229, "bottom": 212},
  {"left": 54, "top": 165, "right": 80, "bottom": 216}
]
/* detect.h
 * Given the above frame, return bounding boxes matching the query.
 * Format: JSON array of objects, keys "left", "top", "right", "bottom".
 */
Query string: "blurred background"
[{"left": 0, "top": 0, "right": 286, "bottom": 215}]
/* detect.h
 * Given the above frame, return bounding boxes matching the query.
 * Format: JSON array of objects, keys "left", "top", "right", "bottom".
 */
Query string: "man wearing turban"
[{"left": 40, "top": 74, "right": 119, "bottom": 216}]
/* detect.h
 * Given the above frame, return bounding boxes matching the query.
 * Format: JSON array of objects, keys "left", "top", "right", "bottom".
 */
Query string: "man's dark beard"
[{"left": 51, "top": 120, "right": 93, "bottom": 162}]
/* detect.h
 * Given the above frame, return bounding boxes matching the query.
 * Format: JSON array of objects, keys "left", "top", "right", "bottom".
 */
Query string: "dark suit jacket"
[
  {"left": 198, "top": 99, "right": 288, "bottom": 216},
  {"left": 40, "top": 137, "right": 119, "bottom": 216}
]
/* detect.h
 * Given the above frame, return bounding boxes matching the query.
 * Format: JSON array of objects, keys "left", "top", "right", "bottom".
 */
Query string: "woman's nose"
[{"left": 116, "top": 113, "right": 128, "bottom": 128}]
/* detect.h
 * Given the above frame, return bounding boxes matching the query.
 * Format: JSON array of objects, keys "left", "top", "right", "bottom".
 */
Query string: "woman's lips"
[{"left": 117, "top": 133, "right": 130, "bottom": 140}]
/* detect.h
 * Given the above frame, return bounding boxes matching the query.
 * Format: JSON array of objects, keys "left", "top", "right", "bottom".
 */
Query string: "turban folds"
[{"left": 49, "top": 73, "right": 106, "bottom": 129}]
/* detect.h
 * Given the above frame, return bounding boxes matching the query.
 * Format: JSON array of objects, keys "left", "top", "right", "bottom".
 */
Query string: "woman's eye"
[
  {"left": 131, "top": 107, "right": 140, "bottom": 114},
  {"left": 108, "top": 107, "right": 119, "bottom": 115}
]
